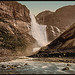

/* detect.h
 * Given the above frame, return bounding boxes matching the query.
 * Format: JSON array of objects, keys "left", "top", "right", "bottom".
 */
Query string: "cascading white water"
[
  {"left": 29, "top": 12, "right": 48, "bottom": 52},
  {"left": 51, "top": 25, "right": 61, "bottom": 37},
  {"left": 51, "top": 25, "right": 56, "bottom": 37},
  {"left": 54, "top": 26, "right": 61, "bottom": 35}
]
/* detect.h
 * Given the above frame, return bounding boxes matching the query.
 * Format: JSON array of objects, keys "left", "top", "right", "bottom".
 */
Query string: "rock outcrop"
[
  {"left": 0, "top": 1, "right": 36, "bottom": 56},
  {"left": 30, "top": 23, "right": 75, "bottom": 57},
  {"left": 47, "top": 23, "right": 75, "bottom": 53},
  {"left": 36, "top": 5, "right": 75, "bottom": 42}
]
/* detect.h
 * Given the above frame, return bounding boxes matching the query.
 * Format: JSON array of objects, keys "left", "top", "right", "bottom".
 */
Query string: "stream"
[{"left": 0, "top": 56, "right": 75, "bottom": 74}]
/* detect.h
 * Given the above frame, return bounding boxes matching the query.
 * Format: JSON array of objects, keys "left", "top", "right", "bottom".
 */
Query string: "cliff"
[{"left": 0, "top": 1, "right": 36, "bottom": 56}]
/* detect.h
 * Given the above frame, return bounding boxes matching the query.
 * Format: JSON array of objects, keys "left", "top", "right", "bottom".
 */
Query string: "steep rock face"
[
  {"left": 30, "top": 23, "right": 75, "bottom": 57},
  {"left": 0, "top": 1, "right": 36, "bottom": 56},
  {"left": 0, "top": 1, "right": 30, "bottom": 22},
  {"left": 47, "top": 23, "right": 75, "bottom": 52},
  {"left": 36, "top": 5, "right": 75, "bottom": 42}
]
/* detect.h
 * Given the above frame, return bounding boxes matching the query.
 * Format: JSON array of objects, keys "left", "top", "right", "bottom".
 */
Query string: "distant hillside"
[
  {"left": 36, "top": 5, "right": 75, "bottom": 42},
  {"left": 36, "top": 10, "right": 53, "bottom": 24}
]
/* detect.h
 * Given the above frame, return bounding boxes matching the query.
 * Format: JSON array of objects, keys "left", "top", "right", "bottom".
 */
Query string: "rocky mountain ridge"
[{"left": 36, "top": 5, "right": 75, "bottom": 42}]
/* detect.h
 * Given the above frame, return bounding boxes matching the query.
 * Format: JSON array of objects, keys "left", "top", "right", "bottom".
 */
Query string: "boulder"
[
  {"left": 1, "top": 65, "right": 7, "bottom": 68},
  {"left": 67, "top": 64, "right": 71, "bottom": 66},
  {"left": 62, "top": 67, "right": 69, "bottom": 71}
]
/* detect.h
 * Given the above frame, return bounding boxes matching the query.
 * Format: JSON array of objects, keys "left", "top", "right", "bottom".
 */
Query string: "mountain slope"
[
  {"left": 30, "top": 23, "right": 75, "bottom": 57},
  {"left": 0, "top": 1, "right": 36, "bottom": 56},
  {"left": 36, "top": 5, "right": 75, "bottom": 42}
]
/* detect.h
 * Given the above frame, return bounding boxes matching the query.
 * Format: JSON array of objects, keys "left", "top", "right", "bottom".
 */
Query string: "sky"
[{"left": 18, "top": 1, "right": 75, "bottom": 16}]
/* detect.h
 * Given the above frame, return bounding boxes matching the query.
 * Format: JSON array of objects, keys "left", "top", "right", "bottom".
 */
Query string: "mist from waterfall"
[{"left": 29, "top": 12, "right": 48, "bottom": 52}]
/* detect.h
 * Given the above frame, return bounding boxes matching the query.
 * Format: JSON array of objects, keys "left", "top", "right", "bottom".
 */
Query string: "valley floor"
[
  {"left": 0, "top": 56, "right": 75, "bottom": 63},
  {"left": 30, "top": 57, "right": 75, "bottom": 63}
]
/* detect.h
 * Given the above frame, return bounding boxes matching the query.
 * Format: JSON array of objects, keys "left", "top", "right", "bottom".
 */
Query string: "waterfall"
[
  {"left": 51, "top": 25, "right": 56, "bottom": 37},
  {"left": 54, "top": 26, "right": 61, "bottom": 34},
  {"left": 29, "top": 12, "right": 48, "bottom": 52},
  {"left": 51, "top": 25, "right": 61, "bottom": 37}
]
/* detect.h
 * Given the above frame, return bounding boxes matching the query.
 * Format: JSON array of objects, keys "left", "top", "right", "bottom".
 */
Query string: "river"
[{"left": 0, "top": 56, "right": 75, "bottom": 74}]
